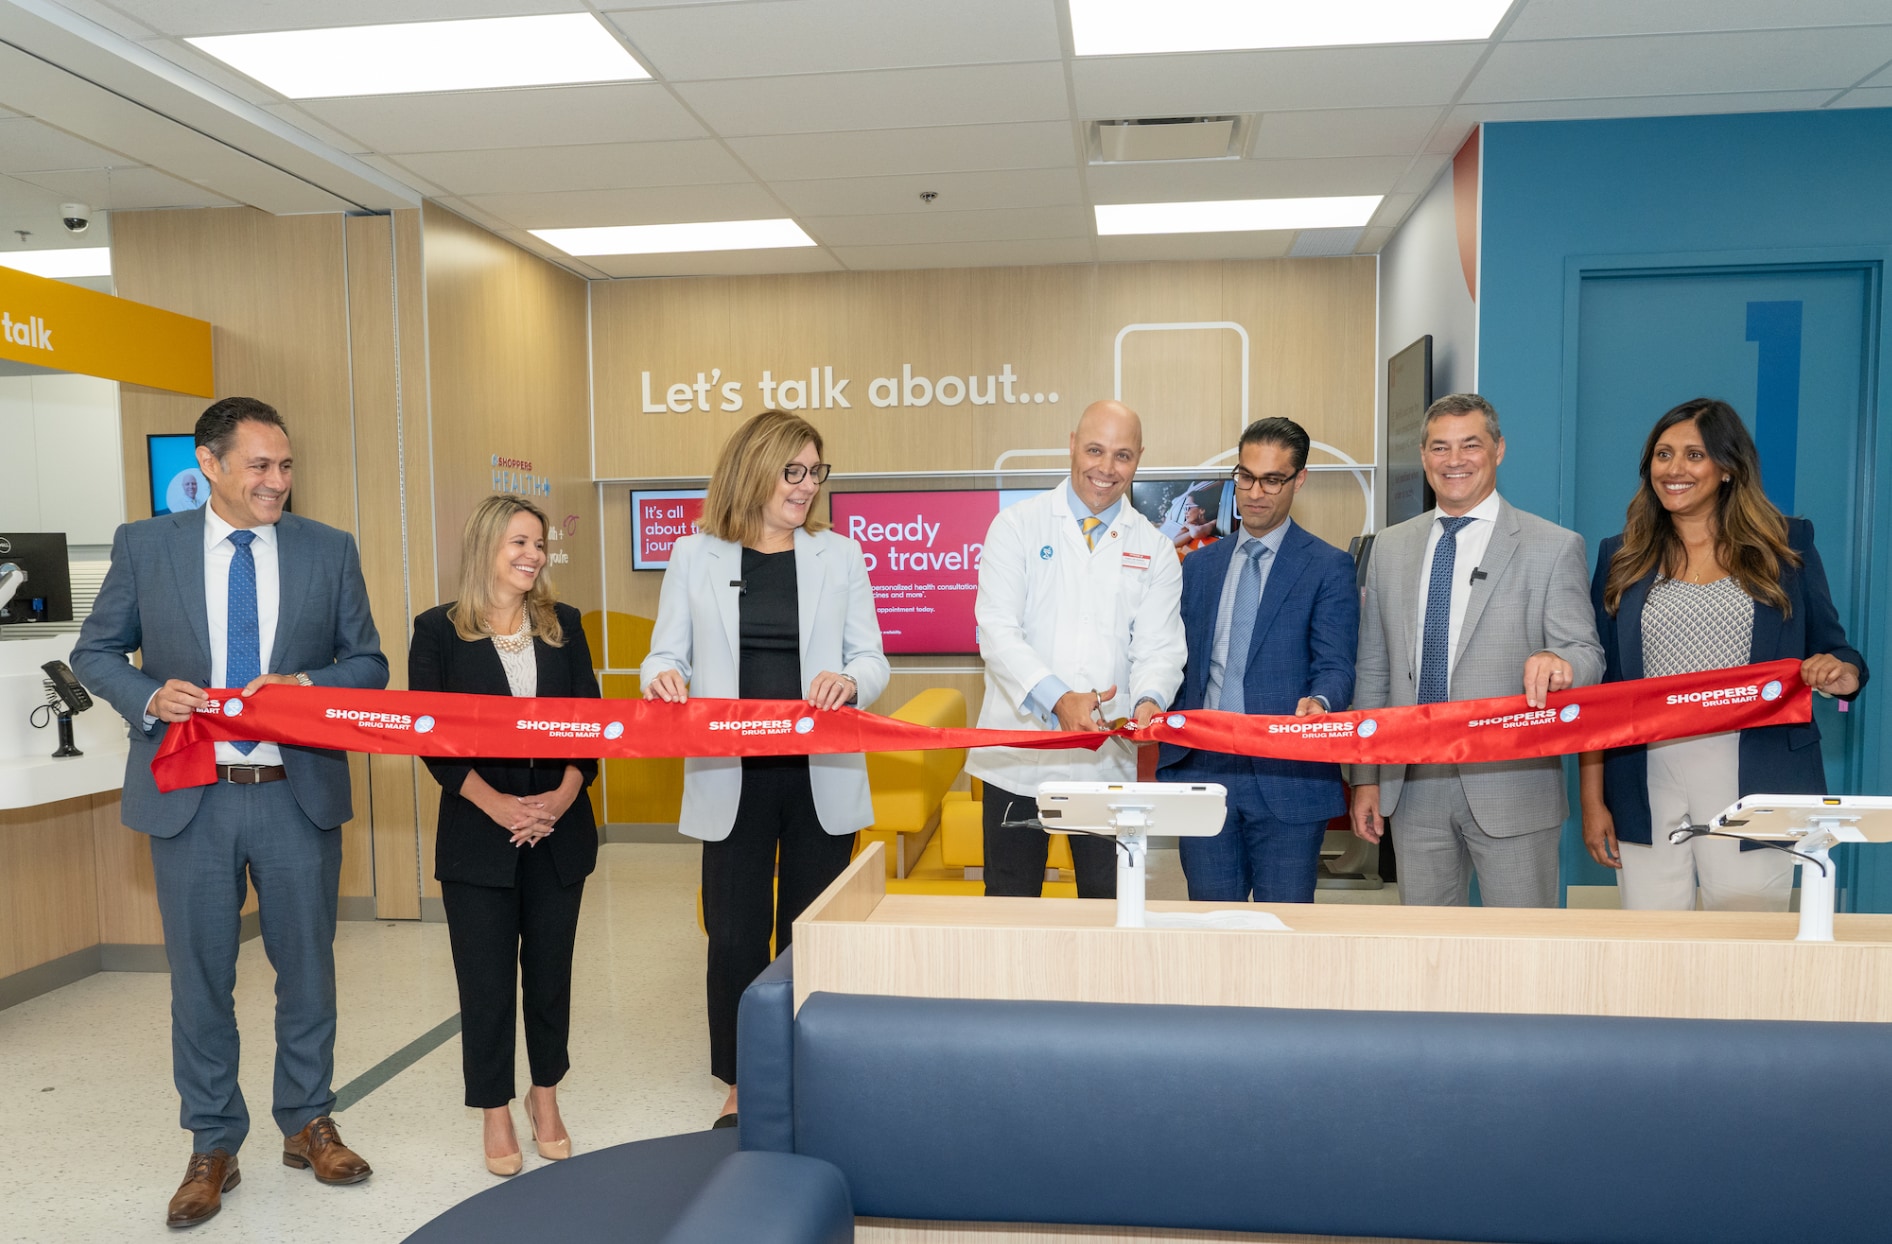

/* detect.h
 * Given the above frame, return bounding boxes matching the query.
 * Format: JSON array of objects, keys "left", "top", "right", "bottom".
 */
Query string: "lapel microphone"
[
  {"left": 1469, "top": 568, "right": 1488, "bottom": 584},
  {"left": 729, "top": 579, "right": 747, "bottom": 595}
]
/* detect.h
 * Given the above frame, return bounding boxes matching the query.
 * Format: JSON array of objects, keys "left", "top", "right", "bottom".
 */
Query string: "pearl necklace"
[{"left": 490, "top": 610, "right": 533, "bottom": 654}]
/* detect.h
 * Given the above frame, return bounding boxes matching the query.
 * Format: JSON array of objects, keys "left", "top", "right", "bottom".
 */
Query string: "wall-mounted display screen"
[
  {"left": 0, "top": 531, "right": 73, "bottom": 625},
  {"left": 1130, "top": 476, "right": 1232, "bottom": 558},
  {"left": 829, "top": 489, "right": 1003, "bottom": 655},
  {"left": 147, "top": 434, "right": 207, "bottom": 517},
  {"left": 631, "top": 488, "right": 707, "bottom": 570}
]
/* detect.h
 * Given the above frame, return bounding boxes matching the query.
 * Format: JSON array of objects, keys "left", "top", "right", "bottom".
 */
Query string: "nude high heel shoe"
[
  {"left": 526, "top": 1093, "right": 571, "bottom": 1161},
  {"left": 484, "top": 1107, "right": 523, "bottom": 1177}
]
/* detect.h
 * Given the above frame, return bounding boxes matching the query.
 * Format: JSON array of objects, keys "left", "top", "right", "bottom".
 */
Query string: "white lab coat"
[
  {"left": 966, "top": 484, "right": 1186, "bottom": 795},
  {"left": 640, "top": 527, "right": 891, "bottom": 842}
]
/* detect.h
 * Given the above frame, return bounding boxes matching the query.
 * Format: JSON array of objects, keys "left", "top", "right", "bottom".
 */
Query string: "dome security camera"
[{"left": 60, "top": 203, "right": 91, "bottom": 234}]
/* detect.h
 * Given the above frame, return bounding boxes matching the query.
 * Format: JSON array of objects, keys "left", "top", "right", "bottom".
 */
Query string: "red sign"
[
  {"left": 831, "top": 490, "right": 1000, "bottom": 655},
  {"left": 632, "top": 489, "right": 706, "bottom": 570}
]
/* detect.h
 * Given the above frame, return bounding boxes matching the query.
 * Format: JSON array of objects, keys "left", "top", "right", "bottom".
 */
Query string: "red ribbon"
[{"left": 151, "top": 659, "right": 1812, "bottom": 794}]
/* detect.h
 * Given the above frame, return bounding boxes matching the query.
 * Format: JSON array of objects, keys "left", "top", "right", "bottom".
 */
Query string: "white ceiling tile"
[
  {"left": 1465, "top": 29, "right": 1892, "bottom": 103},
  {"left": 1505, "top": 0, "right": 1892, "bottom": 41},
  {"left": 109, "top": 0, "right": 583, "bottom": 36},
  {"left": 259, "top": 103, "right": 373, "bottom": 155},
  {"left": 606, "top": 0, "right": 1063, "bottom": 80},
  {"left": 13, "top": 164, "right": 235, "bottom": 209},
  {"left": 0, "top": 117, "right": 132, "bottom": 173},
  {"left": 674, "top": 62, "right": 1070, "bottom": 137},
  {"left": 1424, "top": 117, "right": 1479, "bottom": 155},
  {"left": 1392, "top": 155, "right": 1451, "bottom": 194},
  {"left": 396, "top": 140, "right": 750, "bottom": 197},
  {"left": 587, "top": 248, "right": 846, "bottom": 278},
  {"left": 1833, "top": 86, "right": 1892, "bottom": 107},
  {"left": 1072, "top": 44, "right": 1486, "bottom": 118},
  {"left": 1354, "top": 225, "right": 1394, "bottom": 254},
  {"left": 1089, "top": 156, "right": 1412, "bottom": 203},
  {"left": 728, "top": 122, "right": 1076, "bottom": 181},
  {"left": 1247, "top": 107, "right": 1445, "bottom": 159},
  {"left": 770, "top": 167, "right": 1083, "bottom": 216},
  {"left": 354, "top": 153, "right": 446, "bottom": 197},
  {"left": 1865, "top": 62, "right": 1892, "bottom": 87},
  {"left": 1450, "top": 91, "right": 1844, "bottom": 127},
  {"left": 296, "top": 84, "right": 705, "bottom": 154},
  {"left": 47, "top": 0, "right": 161, "bottom": 40},
  {"left": 1094, "top": 231, "right": 1296, "bottom": 262},
  {"left": 1368, "top": 193, "right": 1419, "bottom": 227},
  {"left": 802, "top": 205, "right": 1089, "bottom": 247},
  {"left": 833, "top": 237, "right": 1094, "bottom": 270},
  {"left": 460, "top": 182, "right": 785, "bottom": 229}
]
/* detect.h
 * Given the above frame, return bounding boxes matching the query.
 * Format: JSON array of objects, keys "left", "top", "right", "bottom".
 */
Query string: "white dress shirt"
[
  {"left": 1411, "top": 490, "right": 1503, "bottom": 688},
  {"left": 203, "top": 506, "right": 282, "bottom": 766}
]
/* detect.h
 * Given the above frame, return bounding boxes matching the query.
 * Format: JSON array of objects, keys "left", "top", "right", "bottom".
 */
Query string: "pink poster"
[
  {"left": 632, "top": 489, "right": 706, "bottom": 570},
  {"left": 830, "top": 490, "right": 1000, "bottom": 654}
]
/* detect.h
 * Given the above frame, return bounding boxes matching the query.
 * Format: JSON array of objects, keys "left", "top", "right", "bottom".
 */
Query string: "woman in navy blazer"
[{"left": 1581, "top": 399, "right": 1866, "bottom": 910}]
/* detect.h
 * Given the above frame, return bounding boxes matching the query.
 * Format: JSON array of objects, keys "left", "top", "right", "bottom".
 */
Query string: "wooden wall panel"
[
  {"left": 90, "top": 796, "right": 162, "bottom": 945},
  {"left": 0, "top": 794, "right": 102, "bottom": 975}
]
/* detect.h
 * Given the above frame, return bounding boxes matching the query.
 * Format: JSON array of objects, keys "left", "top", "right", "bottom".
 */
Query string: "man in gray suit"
[
  {"left": 74, "top": 397, "right": 387, "bottom": 1227},
  {"left": 1349, "top": 393, "right": 1603, "bottom": 907}
]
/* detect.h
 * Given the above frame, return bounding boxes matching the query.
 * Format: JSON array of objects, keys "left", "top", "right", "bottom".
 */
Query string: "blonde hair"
[
  {"left": 699, "top": 410, "right": 829, "bottom": 547},
  {"left": 448, "top": 494, "right": 565, "bottom": 646}
]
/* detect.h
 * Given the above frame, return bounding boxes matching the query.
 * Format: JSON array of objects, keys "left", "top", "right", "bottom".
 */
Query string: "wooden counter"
[{"left": 795, "top": 844, "right": 1892, "bottom": 1023}]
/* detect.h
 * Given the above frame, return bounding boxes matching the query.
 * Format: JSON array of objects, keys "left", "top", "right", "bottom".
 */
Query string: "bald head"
[{"left": 1069, "top": 400, "right": 1145, "bottom": 513}]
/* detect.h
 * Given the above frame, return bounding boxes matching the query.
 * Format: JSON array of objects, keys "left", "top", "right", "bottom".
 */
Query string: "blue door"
[{"left": 1565, "top": 262, "right": 1882, "bottom": 904}]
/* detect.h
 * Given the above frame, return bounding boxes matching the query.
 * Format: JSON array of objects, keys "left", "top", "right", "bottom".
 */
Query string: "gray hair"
[{"left": 1422, "top": 393, "right": 1501, "bottom": 441}]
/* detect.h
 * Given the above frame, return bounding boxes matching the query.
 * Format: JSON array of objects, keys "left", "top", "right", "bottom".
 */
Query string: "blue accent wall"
[{"left": 1478, "top": 109, "right": 1892, "bottom": 909}]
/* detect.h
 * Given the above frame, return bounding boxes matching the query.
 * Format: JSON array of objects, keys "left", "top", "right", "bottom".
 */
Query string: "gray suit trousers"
[
  {"left": 1394, "top": 764, "right": 1561, "bottom": 908},
  {"left": 149, "top": 779, "right": 342, "bottom": 1154}
]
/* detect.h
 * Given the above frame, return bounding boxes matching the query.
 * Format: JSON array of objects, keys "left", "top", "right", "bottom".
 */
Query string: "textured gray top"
[{"left": 1642, "top": 575, "right": 1755, "bottom": 677}]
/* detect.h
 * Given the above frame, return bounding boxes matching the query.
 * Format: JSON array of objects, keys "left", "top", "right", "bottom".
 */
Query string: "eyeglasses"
[
  {"left": 783, "top": 462, "right": 831, "bottom": 485},
  {"left": 1231, "top": 468, "right": 1295, "bottom": 494}
]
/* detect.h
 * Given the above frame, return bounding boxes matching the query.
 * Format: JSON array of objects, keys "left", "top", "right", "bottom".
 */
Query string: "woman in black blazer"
[
  {"left": 1581, "top": 399, "right": 1866, "bottom": 910},
  {"left": 409, "top": 495, "right": 600, "bottom": 1176}
]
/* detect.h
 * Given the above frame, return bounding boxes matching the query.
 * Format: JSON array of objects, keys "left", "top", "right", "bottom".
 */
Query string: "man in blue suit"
[
  {"left": 1157, "top": 417, "right": 1359, "bottom": 903},
  {"left": 73, "top": 397, "right": 387, "bottom": 1227}
]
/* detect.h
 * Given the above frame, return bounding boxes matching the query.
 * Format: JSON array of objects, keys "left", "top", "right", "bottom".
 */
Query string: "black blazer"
[
  {"left": 1590, "top": 518, "right": 1868, "bottom": 845},
  {"left": 409, "top": 601, "right": 601, "bottom": 888}
]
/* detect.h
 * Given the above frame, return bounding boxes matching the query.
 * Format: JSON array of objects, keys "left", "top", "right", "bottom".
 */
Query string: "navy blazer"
[
  {"left": 1157, "top": 521, "right": 1359, "bottom": 823},
  {"left": 1591, "top": 517, "right": 1868, "bottom": 845},
  {"left": 409, "top": 602, "right": 601, "bottom": 889}
]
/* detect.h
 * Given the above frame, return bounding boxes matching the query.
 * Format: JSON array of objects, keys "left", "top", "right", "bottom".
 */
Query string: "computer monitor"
[
  {"left": 0, "top": 532, "right": 73, "bottom": 625},
  {"left": 148, "top": 433, "right": 208, "bottom": 517}
]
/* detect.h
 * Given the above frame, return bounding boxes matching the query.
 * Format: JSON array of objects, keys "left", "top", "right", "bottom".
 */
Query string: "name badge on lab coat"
[{"left": 1121, "top": 552, "right": 1151, "bottom": 571}]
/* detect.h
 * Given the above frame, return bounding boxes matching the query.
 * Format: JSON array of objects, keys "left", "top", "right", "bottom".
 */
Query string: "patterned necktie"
[
  {"left": 1418, "top": 516, "right": 1472, "bottom": 705},
  {"left": 1080, "top": 516, "right": 1104, "bottom": 550},
  {"left": 1217, "top": 541, "right": 1270, "bottom": 712},
  {"left": 226, "top": 530, "right": 260, "bottom": 756}
]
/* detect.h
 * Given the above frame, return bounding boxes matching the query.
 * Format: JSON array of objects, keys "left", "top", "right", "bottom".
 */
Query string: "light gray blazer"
[
  {"left": 641, "top": 527, "right": 890, "bottom": 842},
  {"left": 71, "top": 506, "right": 388, "bottom": 837},
  {"left": 1353, "top": 497, "right": 1604, "bottom": 836}
]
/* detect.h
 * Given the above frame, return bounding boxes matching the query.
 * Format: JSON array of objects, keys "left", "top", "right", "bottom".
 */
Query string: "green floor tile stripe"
[{"left": 334, "top": 1013, "right": 461, "bottom": 1112}]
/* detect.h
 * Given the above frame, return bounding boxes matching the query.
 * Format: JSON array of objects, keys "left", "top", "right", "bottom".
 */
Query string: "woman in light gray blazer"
[{"left": 642, "top": 410, "right": 889, "bottom": 1127}]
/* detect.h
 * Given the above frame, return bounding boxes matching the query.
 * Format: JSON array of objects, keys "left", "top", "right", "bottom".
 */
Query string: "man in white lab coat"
[{"left": 969, "top": 400, "right": 1188, "bottom": 897}]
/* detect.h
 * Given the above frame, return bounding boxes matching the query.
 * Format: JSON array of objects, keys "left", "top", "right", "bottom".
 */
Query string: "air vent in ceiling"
[{"left": 1092, "top": 116, "right": 1245, "bottom": 164}]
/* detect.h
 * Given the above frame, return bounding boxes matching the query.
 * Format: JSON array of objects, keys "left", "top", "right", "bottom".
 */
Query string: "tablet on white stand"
[
  {"left": 1683, "top": 794, "right": 1892, "bottom": 942},
  {"left": 1037, "top": 781, "right": 1290, "bottom": 931}
]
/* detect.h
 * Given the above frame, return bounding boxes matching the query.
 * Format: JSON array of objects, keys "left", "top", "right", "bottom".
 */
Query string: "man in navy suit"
[
  {"left": 73, "top": 397, "right": 387, "bottom": 1227},
  {"left": 1157, "top": 417, "right": 1359, "bottom": 903}
]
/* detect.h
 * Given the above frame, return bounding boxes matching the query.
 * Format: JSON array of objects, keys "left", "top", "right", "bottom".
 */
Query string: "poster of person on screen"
[{"left": 1133, "top": 479, "right": 1225, "bottom": 558}]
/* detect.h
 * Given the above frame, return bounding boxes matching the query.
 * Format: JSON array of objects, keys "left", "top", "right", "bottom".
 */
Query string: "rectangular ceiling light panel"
[
  {"left": 188, "top": 14, "right": 649, "bottom": 98},
  {"left": 1096, "top": 196, "right": 1381, "bottom": 235},
  {"left": 0, "top": 248, "right": 113, "bottom": 278},
  {"left": 1070, "top": 0, "right": 1514, "bottom": 56},
  {"left": 531, "top": 220, "right": 817, "bottom": 256}
]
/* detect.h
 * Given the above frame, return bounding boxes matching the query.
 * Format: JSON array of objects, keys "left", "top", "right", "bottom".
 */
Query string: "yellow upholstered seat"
[
  {"left": 939, "top": 780, "right": 1075, "bottom": 871},
  {"left": 858, "top": 688, "right": 967, "bottom": 877}
]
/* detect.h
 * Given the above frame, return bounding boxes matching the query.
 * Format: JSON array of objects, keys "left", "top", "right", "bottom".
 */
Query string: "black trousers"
[
  {"left": 702, "top": 761, "right": 855, "bottom": 1084},
  {"left": 439, "top": 842, "right": 585, "bottom": 1109},
  {"left": 981, "top": 781, "right": 1117, "bottom": 899}
]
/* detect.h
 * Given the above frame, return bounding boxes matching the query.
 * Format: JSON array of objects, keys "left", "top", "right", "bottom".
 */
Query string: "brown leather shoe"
[
  {"left": 166, "top": 1150, "right": 239, "bottom": 1228},
  {"left": 282, "top": 1116, "right": 372, "bottom": 1185}
]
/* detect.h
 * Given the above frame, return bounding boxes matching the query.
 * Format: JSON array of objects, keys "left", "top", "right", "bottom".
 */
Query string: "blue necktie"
[
  {"left": 226, "top": 530, "right": 260, "bottom": 756},
  {"left": 1418, "top": 516, "right": 1472, "bottom": 705},
  {"left": 1217, "top": 541, "right": 1270, "bottom": 712}
]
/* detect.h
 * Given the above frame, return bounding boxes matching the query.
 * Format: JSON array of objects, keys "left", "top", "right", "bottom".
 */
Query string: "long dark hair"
[{"left": 1603, "top": 398, "right": 1798, "bottom": 615}]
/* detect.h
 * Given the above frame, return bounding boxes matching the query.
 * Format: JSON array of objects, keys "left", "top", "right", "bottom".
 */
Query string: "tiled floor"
[{"left": 0, "top": 842, "right": 1396, "bottom": 1243}]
